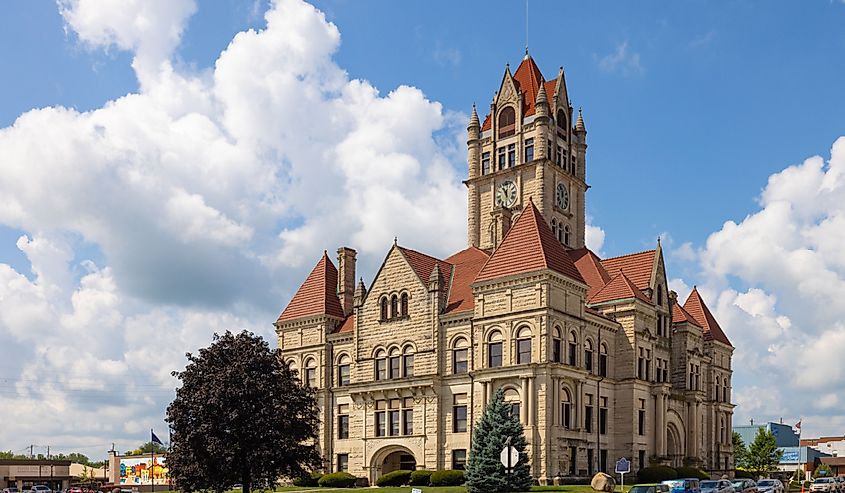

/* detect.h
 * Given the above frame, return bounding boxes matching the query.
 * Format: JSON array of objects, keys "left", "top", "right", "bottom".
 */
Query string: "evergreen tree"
[
  {"left": 465, "top": 388, "right": 532, "bottom": 492},
  {"left": 732, "top": 431, "right": 747, "bottom": 466},
  {"left": 738, "top": 428, "right": 782, "bottom": 478}
]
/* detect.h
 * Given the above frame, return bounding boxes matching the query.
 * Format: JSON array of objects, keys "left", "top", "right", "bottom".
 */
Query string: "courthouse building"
[{"left": 276, "top": 54, "right": 735, "bottom": 484}]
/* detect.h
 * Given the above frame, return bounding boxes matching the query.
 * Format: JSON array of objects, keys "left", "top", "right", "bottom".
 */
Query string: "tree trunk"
[{"left": 242, "top": 471, "right": 250, "bottom": 493}]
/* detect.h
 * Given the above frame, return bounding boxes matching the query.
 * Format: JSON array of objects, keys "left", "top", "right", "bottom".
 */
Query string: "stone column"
[
  {"left": 661, "top": 394, "right": 668, "bottom": 456},
  {"left": 522, "top": 377, "right": 529, "bottom": 424},
  {"left": 528, "top": 377, "right": 535, "bottom": 426},
  {"left": 655, "top": 394, "right": 664, "bottom": 455}
]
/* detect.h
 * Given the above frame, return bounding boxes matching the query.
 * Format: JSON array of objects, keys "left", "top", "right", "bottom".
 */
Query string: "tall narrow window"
[
  {"left": 338, "top": 404, "right": 349, "bottom": 439},
  {"left": 638, "top": 399, "right": 646, "bottom": 435},
  {"left": 585, "top": 394, "right": 594, "bottom": 434},
  {"left": 504, "top": 388, "right": 521, "bottom": 421},
  {"left": 570, "top": 446, "right": 577, "bottom": 475},
  {"left": 337, "top": 355, "right": 350, "bottom": 387},
  {"left": 564, "top": 225, "right": 571, "bottom": 246},
  {"left": 716, "top": 376, "right": 721, "bottom": 402},
  {"left": 403, "top": 352, "right": 414, "bottom": 378},
  {"left": 452, "top": 450, "right": 467, "bottom": 470},
  {"left": 390, "top": 295, "right": 398, "bottom": 319},
  {"left": 453, "top": 347, "right": 468, "bottom": 374},
  {"left": 561, "top": 388, "right": 572, "bottom": 429},
  {"left": 375, "top": 351, "right": 387, "bottom": 381},
  {"left": 403, "top": 401, "right": 414, "bottom": 435},
  {"left": 498, "top": 107, "right": 515, "bottom": 138},
  {"left": 488, "top": 332, "right": 503, "bottom": 368},
  {"left": 552, "top": 328, "right": 562, "bottom": 363},
  {"left": 304, "top": 359, "right": 317, "bottom": 388},
  {"left": 599, "top": 344, "right": 608, "bottom": 377},
  {"left": 547, "top": 140, "right": 552, "bottom": 162},
  {"left": 400, "top": 293, "right": 409, "bottom": 317},
  {"left": 657, "top": 285, "right": 664, "bottom": 306},
  {"left": 568, "top": 332, "right": 578, "bottom": 366},
  {"left": 556, "top": 145, "right": 563, "bottom": 166},
  {"left": 557, "top": 109, "right": 567, "bottom": 132},
  {"left": 375, "top": 400, "right": 386, "bottom": 436},
  {"left": 498, "top": 146, "right": 506, "bottom": 171},
  {"left": 599, "top": 397, "right": 608, "bottom": 435},
  {"left": 389, "top": 353, "right": 401, "bottom": 379},
  {"left": 337, "top": 453, "right": 349, "bottom": 472},
  {"left": 481, "top": 151, "right": 491, "bottom": 175},
  {"left": 453, "top": 394, "right": 468, "bottom": 432},
  {"left": 524, "top": 138, "right": 534, "bottom": 162},
  {"left": 380, "top": 297, "right": 388, "bottom": 321},
  {"left": 723, "top": 378, "right": 729, "bottom": 402},
  {"left": 638, "top": 348, "right": 646, "bottom": 380},
  {"left": 389, "top": 400, "right": 401, "bottom": 436},
  {"left": 507, "top": 143, "right": 516, "bottom": 167},
  {"left": 584, "top": 340, "right": 594, "bottom": 373},
  {"left": 516, "top": 327, "right": 532, "bottom": 364}
]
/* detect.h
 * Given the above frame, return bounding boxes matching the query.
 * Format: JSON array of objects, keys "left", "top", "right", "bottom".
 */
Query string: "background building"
[
  {"left": 107, "top": 453, "right": 168, "bottom": 492},
  {"left": 0, "top": 460, "right": 72, "bottom": 491},
  {"left": 276, "top": 54, "right": 735, "bottom": 485},
  {"left": 803, "top": 436, "right": 845, "bottom": 458},
  {"left": 734, "top": 422, "right": 799, "bottom": 448}
]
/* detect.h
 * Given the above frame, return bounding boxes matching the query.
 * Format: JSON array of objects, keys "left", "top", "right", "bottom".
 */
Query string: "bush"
[
  {"left": 409, "top": 470, "right": 434, "bottom": 486},
  {"left": 291, "top": 471, "right": 322, "bottom": 487},
  {"left": 637, "top": 466, "right": 678, "bottom": 483},
  {"left": 376, "top": 470, "right": 412, "bottom": 487},
  {"left": 317, "top": 472, "right": 358, "bottom": 488},
  {"left": 735, "top": 469, "right": 755, "bottom": 479},
  {"left": 430, "top": 469, "right": 466, "bottom": 486},
  {"left": 676, "top": 466, "right": 710, "bottom": 480}
]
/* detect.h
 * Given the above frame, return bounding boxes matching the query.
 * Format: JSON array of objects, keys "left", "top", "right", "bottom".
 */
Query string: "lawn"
[{"left": 151, "top": 485, "right": 625, "bottom": 493}]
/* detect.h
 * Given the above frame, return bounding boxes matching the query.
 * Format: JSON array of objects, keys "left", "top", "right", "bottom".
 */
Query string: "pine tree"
[
  {"left": 738, "top": 428, "right": 782, "bottom": 478},
  {"left": 732, "top": 431, "right": 747, "bottom": 467},
  {"left": 465, "top": 388, "right": 532, "bottom": 492}
]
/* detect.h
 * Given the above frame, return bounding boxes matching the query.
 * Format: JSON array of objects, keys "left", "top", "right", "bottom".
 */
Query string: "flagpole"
[{"left": 151, "top": 429, "right": 155, "bottom": 493}]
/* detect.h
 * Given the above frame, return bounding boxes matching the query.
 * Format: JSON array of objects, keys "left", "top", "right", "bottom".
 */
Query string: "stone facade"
[{"left": 276, "top": 55, "right": 735, "bottom": 485}]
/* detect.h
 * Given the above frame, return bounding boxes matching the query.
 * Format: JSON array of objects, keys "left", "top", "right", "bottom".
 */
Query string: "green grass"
[{"left": 157, "top": 484, "right": 629, "bottom": 493}]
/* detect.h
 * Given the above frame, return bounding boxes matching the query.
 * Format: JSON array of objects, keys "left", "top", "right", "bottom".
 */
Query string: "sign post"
[
  {"left": 615, "top": 458, "right": 631, "bottom": 492},
  {"left": 500, "top": 437, "right": 519, "bottom": 474}
]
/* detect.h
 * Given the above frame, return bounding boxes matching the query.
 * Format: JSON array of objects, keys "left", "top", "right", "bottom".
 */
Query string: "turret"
[
  {"left": 535, "top": 80, "right": 549, "bottom": 160},
  {"left": 353, "top": 277, "right": 367, "bottom": 309},
  {"left": 428, "top": 263, "right": 444, "bottom": 314},
  {"left": 467, "top": 104, "right": 481, "bottom": 179}
]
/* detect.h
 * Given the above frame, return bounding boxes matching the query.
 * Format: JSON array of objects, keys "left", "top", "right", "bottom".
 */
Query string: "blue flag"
[{"left": 151, "top": 430, "right": 163, "bottom": 445}]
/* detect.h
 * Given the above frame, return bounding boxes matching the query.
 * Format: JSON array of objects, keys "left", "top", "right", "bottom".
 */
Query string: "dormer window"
[
  {"left": 657, "top": 285, "right": 664, "bottom": 306},
  {"left": 557, "top": 109, "right": 568, "bottom": 138},
  {"left": 498, "top": 106, "right": 515, "bottom": 138}
]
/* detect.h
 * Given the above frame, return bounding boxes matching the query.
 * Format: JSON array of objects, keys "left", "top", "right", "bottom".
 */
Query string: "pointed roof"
[
  {"left": 481, "top": 57, "right": 562, "bottom": 131},
  {"left": 396, "top": 246, "right": 454, "bottom": 286},
  {"left": 469, "top": 104, "right": 480, "bottom": 128},
  {"left": 588, "top": 270, "right": 653, "bottom": 305},
  {"left": 277, "top": 252, "right": 345, "bottom": 323},
  {"left": 672, "top": 300, "right": 702, "bottom": 327},
  {"left": 575, "top": 108, "right": 586, "bottom": 132},
  {"left": 475, "top": 200, "right": 585, "bottom": 284},
  {"left": 333, "top": 314, "right": 355, "bottom": 334},
  {"left": 600, "top": 249, "right": 656, "bottom": 292},
  {"left": 683, "top": 287, "right": 732, "bottom": 346},
  {"left": 569, "top": 247, "right": 612, "bottom": 300},
  {"left": 444, "top": 246, "right": 491, "bottom": 314}
]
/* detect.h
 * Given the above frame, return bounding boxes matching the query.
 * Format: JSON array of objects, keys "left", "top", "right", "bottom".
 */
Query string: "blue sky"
[{"left": 1, "top": 0, "right": 844, "bottom": 457}]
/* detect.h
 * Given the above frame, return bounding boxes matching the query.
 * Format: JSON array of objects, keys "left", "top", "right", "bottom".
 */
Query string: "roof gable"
[
  {"left": 588, "top": 270, "right": 652, "bottom": 305},
  {"left": 444, "top": 246, "right": 490, "bottom": 314},
  {"left": 397, "top": 246, "right": 454, "bottom": 289},
  {"left": 569, "top": 247, "right": 612, "bottom": 300},
  {"left": 475, "top": 200, "right": 585, "bottom": 284},
  {"left": 683, "top": 287, "right": 732, "bottom": 346},
  {"left": 672, "top": 301, "right": 702, "bottom": 327},
  {"left": 277, "top": 252, "right": 345, "bottom": 323},
  {"left": 513, "top": 55, "right": 543, "bottom": 117},
  {"left": 600, "top": 249, "right": 656, "bottom": 292}
]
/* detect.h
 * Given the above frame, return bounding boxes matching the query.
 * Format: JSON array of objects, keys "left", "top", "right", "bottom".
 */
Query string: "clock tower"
[{"left": 465, "top": 53, "right": 588, "bottom": 251}]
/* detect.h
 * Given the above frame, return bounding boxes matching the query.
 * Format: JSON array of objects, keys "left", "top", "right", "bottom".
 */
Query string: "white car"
[
  {"left": 29, "top": 486, "right": 51, "bottom": 493},
  {"left": 811, "top": 478, "right": 837, "bottom": 493},
  {"left": 756, "top": 479, "right": 784, "bottom": 493},
  {"left": 701, "top": 480, "right": 736, "bottom": 493}
]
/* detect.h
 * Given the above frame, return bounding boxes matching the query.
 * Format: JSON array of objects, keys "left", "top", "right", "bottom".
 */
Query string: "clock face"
[
  {"left": 556, "top": 183, "right": 569, "bottom": 210},
  {"left": 496, "top": 180, "right": 518, "bottom": 208}
]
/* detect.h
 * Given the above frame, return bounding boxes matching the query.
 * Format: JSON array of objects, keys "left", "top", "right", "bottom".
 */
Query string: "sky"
[{"left": 0, "top": 0, "right": 844, "bottom": 459}]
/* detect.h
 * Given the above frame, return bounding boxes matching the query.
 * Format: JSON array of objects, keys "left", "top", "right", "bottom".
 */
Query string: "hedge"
[
  {"left": 675, "top": 467, "right": 710, "bottom": 480},
  {"left": 734, "top": 470, "right": 754, "bottom": 479},
  {"left": 409, "top": 470, "right": 435, "bottom": 486},
  {"left": 317, "top": 472, "right": 358, "bottom": 488},
  {"left": 376, "top": 470, "right": 412, "bottom": 487},
  {"left": 638, "top": 466, "right": 678, "bottom": 483},
  {"left": 430, "top": 469, "right": 466, "bottom": 486},
  {"left": 291, "top": 471, "right": 322, "bottom": 487}
]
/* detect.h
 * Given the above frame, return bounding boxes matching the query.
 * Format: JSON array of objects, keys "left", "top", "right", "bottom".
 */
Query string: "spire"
[
  {"left": 536, "top": 79, "right": 548, "bottom": 106},
  {"left": 575, "top": 107, "right": 586, "bottom": 133},
  {"left": 469, "top": 104, "right": 480, "bottom": 129},
  {"left": 353, "top": 277, "right": 367, "bottom": 308}
]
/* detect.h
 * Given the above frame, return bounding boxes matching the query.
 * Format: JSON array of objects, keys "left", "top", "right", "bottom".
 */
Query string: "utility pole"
[{"left": 30, "top": 444, "right": 34, "bottom": 459}]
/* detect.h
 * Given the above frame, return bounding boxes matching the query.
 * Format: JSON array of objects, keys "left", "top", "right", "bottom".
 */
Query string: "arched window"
[
  {"left": 304, "top": 358, "right": 317, "bottom": 388},
  {"left": 657, "top": 285, "right": 664, "bottom": 306},
  {"left": 503, "top": 387, "right": 521, "bottom": 421},
  {"left": 564, "top": 225, "right": 571, "bottom": 246},
  {"left": 375, "top": 349, "right": 387, "bottom": 380},
  {"left": 516, "top": 326, "right": 532, "bottom": 364},
  {"left": 337, "top": 354, "right": 351, "bottom": 387},
  {"left": 287, "top": 360, "right": 298, "bottom": 380},
  {"left": 716, "top": 376, "right": 721, "bottom": 402},
  {"left": 498, "top": 106, "right": 515, "bottom": 138},
  {"left": 723, "top": 378, "right": 729, "bottom": 402},
  {"left": 599, "top": 343, "right": 608, "bottom": 377},
  {"left": 400, "top": 292, "right": 409, "bottom": 317},
  {"left": 487, "top": 331, "right": 503, "bottom": 368},
  {"left": 584, "top": 339, "right": 594, "bottom": 373},
  {"left": 720, "top": 416, "right": 726, "bottom": 444},
  {"left": 552, "top": 327, "right": 562, "bottom": 363},
  {"left": 388, "top": 347, "right": 401, "bottom": 379},
  {"left": 380, "top": 297, "right": 388, "bottom": 321},
  {"left": 402, "top": 344, "right": 414, "bottom": 378},
  {"left": 557, "top": 108, "right": 567, "bottom": 132},
  {"left": 551, "top": 219, "right": 558, "bottom": 239},
  {"left": 561, "top": 388, "right": 572, "bottom": 429},
  {"left": 568, "top": 331, "right": 578, "bottom": 366},
  {"left": 390, "top": 295, "right": 399, "bottom": 319},
  {"left": 452, "top": 337, "right": 469, "bottom": 374}
]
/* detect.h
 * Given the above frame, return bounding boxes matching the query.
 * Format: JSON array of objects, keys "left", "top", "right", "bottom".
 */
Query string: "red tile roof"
[
  {"left": 397, "top": 246, "right": 454, "bottom": 287},
  {"left": 444, "top": 246, "right": 491, "bottom": 314},
  {"left": 588, "top": 270, "right": 653, "bottom": 305},
  {"left": 672, "top": 301, "right": 702, "bottom": 327},
  {"left": 277, "top": 252, "right": 345, "bottom": 323},
  {"left": 334, "top": 314, "right": 354, "bottom": 334},
  {"left": 683, "top": 287, "right": 732, "bottom": 346},
  {"left": 475, "top": 200, "right": 585, "bottom": 284},
  {"left": 480, "top": 56, "right": 560, "bottom": 132},
  {"left": 600, "top": 250, "right": 656, "bottom": 292},
  {"left": 569, "top": 247, "right": 612, "bottom": 300}
]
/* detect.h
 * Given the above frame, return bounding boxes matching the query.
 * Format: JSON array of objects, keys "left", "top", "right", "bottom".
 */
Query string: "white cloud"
[
  {"left": 585, "top": 221, "right": 606, "bottom": 256},
  {"left": 0, "top": 0, "right": 468, "bottom": 456},
  {"left": 596, "top": 41, "right": 644, "bottom": 76}
]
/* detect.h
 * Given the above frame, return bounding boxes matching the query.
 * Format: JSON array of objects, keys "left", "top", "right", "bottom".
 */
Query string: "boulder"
[{"left": 591, "top": 472, "right": 616, "bottom": 492}]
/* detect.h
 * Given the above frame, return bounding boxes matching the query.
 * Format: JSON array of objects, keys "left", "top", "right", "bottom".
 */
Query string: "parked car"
[
  {"left": 3, "top": 488, "right": 20, "bottom": 493},
  {"left": 756, "top": 479, "right": 784, "bottom": 493},
  {"left": 701, "top": 479, "right": 736, "bottom": 493},
  {"left": 835, "top": 477, "right": 845, "bottom": 493},
  {"left": 30, "top": 486, "right": 52, "bottom": 493},
  {"left": 663, "top": 478, "right": 703, "bottom": 493},
  {"left": 811, "top": 478, "right": 837, "bottom": 493},
  {"left": 731, "top": 479, "right": 758, "bottom": 493},
  {"left": 631, "top": 484, "right": 672, "bottom": 493}
]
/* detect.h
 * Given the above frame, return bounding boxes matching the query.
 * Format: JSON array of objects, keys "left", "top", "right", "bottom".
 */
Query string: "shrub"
[
  {"left": 409, "top": 470, "right": 434, "bottom": 486},
  {"left": 376, "top": 470, "right": 412, "bottom": 487},
  {"left": 735, "top": 469, "right": 755, "bottom": 479},
  {"left": 637, "top": 466, "right": 678, "bottom": 483},
  {"left": 676, "top": 466, "right": 710, "bottom": 480},
  {"left": 430, "top": 469, "right": 466, "bottom": 486},
  {"left": 291, "top": 471, "right": 322, "bottom": 487},
  {"left": 317, "top": 472, "right": 358, "bottom": 488}
]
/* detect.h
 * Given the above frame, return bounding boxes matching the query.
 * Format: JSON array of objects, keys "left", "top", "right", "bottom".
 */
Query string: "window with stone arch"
[
  {"left": 303, "top": 357, "right": 317, "bottom": 388},
  {"left": 516, "top": 326, "right": 532, "bottom": 364},
  {"left": 567, "top": 331, "right": 578, "bottom": 366},
  {"left": 337, "top": 354, "right": 351, "bottom": 387},
  {"left": 374, "top": 348, "right": 387, "bottom": 381},
  {"left": 599, "top": 343, "right": 608, "bottom": 377},
  {"left": 380, "top": 297, "right": 388, "bottom": 321},
  {"left": 584, "top": 338, "right": 594, "bottom": 373},
  {"left": 723, "top": 378, "right": 729, "bottom": 402},
  {"left": 720, "top": 416, "right": 726, "bottom": 444},
  {"left": 561, "top": 387, "right": 573, "bottom": 429},
  {"left": 716, "top": 376, "right": 722, "bottom": 402},
  {"left": 552, "top": 326, "right": 563, "bottom": 363},
  {"left": 286, "top": 359, "right": 298, "bottom": 377},
  {"left": 390, "top": 294, "right": 399, "bottom": 319},
  {"left": 400, "top": 292, "right": 409, "bottom": 317},
  {"left": 552, "top": 219, "right": 558, "bottom": 239},
  {"left": 557, "top": 108, "right": 568, "bottom": 133},
  {"left": 564, "top": 225, "right": 571, "bottom": 246},
  {"left": 388, "top": 347, "right": 402, "bottom": 379},
  {"left": 498, "top": 106, "right": 515, "bottom": 138},
  {"left": 402, "top": 343, "right": 415, "bottom": 378},
  {"left": 452, "top": 336, "right": 469, "bottom": 374},
  {"left": 503, "top": 387, "right": 521, "bottom": 421},
  {"left": 487, "top": 330, "right": 504, "bottom": 368}
]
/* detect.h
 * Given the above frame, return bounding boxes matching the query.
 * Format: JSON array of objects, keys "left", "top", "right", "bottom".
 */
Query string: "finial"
[
  {"left": 575, "top": 107, "right": 586, "bottom": 133},
  {"left": 393, "top": 236, "right": 398, "bottom": 246},
  {"left": 523, "top": 46, "right": 530, "bottom": 60},
  {"left": 469, "top": 104, "right": 480, "bottom": 128}
]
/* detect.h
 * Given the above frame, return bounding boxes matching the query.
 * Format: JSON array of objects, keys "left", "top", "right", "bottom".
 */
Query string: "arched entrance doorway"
[
  {"left": 370, "top": 446, "right": 417, "bottom": 484},
  {"left": 667, "top": 423, "right": 684, "bottom": 467}
]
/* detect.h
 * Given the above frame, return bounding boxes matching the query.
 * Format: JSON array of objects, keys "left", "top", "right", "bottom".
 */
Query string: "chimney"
[{"left": 337, "top": 247, "right": 357, "bottom": 317}]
